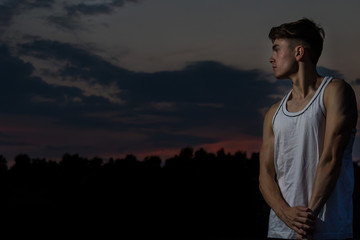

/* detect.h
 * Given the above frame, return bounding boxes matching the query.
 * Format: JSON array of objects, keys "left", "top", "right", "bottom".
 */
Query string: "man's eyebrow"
[{"left": 272, "top": 44, "right": 279, "bottom": 50}]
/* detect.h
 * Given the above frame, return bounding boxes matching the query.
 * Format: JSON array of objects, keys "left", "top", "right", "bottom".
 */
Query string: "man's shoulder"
[
  {"left": 264, "top": 100, "right": 282, "bottom": 121},
  {"left": 324, "top": 77, "right": 354, "bottom": 99},
  {"left": 270, "top": 100, "right": 282, "bottom": 113},
  {"left": 324, "top": 77, "right": 357, "bottom": 122},
  {"left": 326, "top": 77, "right": 350, "bottom": 91}
]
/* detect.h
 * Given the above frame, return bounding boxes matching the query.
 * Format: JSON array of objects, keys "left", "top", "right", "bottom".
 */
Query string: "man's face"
[{"left": 269, "top": 38, "right": 297, "bottom": 79}]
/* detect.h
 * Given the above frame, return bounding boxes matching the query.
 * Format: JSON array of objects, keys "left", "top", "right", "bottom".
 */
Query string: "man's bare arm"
[
  {"left": 309, "top": 79, "right": 358, "bottom": 215},
  {"left": 259, "top": 103, "right": 286, "bottom": 214},
  {"left": 259, "top": 103, "right": 315, "bottom": 236}
]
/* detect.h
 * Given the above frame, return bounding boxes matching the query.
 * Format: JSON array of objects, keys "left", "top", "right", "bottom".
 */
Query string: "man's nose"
[{"left": 269, "top": 57, "right": 274, "bottom": 64}]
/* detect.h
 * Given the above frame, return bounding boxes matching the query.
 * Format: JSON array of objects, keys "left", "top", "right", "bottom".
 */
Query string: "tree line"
[{"left": 0, "top": 148, "right": 359, "bottom": 239}]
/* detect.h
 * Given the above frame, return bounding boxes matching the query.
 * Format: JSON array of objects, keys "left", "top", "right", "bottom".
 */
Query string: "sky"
[{"left": 0, "top": 0, "right": 359, "bottom": 164}]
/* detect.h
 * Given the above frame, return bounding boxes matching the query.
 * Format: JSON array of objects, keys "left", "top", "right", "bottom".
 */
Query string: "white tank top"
[{"left": 268, "top": 76, "right": 355, "bottom": 239}]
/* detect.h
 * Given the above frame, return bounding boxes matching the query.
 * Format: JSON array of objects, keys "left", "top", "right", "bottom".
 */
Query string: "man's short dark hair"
[{"left": 269, "top": 18, "right": 325, "bottom": 65}]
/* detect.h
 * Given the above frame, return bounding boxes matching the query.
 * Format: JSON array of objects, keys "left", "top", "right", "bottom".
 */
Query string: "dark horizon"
[{"left": 1, "top": 147, "right": 359, "bottom": 239}]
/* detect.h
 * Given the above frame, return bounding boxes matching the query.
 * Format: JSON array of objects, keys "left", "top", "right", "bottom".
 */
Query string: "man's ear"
[{"left": 295, "top": 45, "right": 305, "bottom": 61}]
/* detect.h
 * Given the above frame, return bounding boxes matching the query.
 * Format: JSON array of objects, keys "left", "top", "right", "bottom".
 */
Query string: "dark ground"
[{"left": 1, "top": 148, "right": 359, "bottom": 239}]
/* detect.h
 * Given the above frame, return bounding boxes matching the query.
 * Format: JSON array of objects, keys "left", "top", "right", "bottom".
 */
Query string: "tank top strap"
[
  {"left": 272, "top": 92, "right": 290, "bottom": 126},
  {"left": 319, "top": 76, "right": 333, "bottom": 116}
]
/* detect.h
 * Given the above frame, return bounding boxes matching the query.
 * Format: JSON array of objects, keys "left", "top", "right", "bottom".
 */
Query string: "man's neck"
[{"left": 289, "top": 64, "right": 322, "bottom": 99}]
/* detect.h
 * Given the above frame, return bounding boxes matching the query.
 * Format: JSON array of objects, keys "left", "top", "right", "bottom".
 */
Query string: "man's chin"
[{"left": 274, "top": 74, "right": 289, "bottom": 80}]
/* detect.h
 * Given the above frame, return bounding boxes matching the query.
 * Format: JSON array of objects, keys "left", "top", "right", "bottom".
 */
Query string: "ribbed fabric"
[{"left": 268, "top": 76, "right": 355, "bottom": 239}]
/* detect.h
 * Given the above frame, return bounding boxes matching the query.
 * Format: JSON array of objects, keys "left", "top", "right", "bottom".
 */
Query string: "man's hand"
[{"left": 278, "top": 206, "right": 316, "bottom": 237}]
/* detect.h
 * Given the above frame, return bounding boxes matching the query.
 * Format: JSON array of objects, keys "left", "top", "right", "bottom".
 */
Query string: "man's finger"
[
  {"left": 294, "top": 215, "right": 316, "bottom": 226},
  {"left": 296, "top": 211, "right": 316, "bottom": 223},
  {"left": 293, "top": 221, "right": 314, "bottom": 234},
  {"left": 293, "top": 224, "right": 308, "bottom": 236}
]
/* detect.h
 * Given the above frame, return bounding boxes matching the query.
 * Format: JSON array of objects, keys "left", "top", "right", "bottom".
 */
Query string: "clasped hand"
[{"left": 280, "top": 206, "right": 316, "bottom": 239}]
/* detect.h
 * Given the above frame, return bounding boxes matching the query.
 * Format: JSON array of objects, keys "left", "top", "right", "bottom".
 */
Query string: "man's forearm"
[
  {"left": 259, "top": 173, "right": 289, "bottom": 216},
  {"left": 308, "top": 157, "right": 341, "bottom": 216},
  {"left": 260, "top": 173, "right": 316, "bottom": 236}
]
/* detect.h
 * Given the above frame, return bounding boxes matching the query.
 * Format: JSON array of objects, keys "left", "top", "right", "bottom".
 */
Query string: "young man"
[{"left": 259, "top": 18, "right": 358, "bottom": 239}]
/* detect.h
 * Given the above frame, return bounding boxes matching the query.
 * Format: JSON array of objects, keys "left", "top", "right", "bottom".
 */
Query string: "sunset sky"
[{"left": 1, "top": 0, "right": 359, "bottom": 164}]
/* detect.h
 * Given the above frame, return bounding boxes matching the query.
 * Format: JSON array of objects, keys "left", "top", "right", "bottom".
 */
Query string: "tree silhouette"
[{"left": 0, "top": 148, "right": 358, "bottom": 239}]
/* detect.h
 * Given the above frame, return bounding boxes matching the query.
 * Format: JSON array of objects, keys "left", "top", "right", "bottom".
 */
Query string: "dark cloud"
[
  {"left": 0, "top": 0, "right": 140, "bottom": 30},
  {"left": 0, "top": 139, "right": 31, "bottom": 146},
  {"left": 0, "top": 0, "right": 22, "bottom": 26},
  {"left": 45, "top": 0, "right": 142, "bottom": 30},
  {"left": 111, "top": 0, "right": 140, "bottom": 7},
  {"left": 19, "top": 39, "right": 134, "bottom": 86},
  {"left": 25, "top": 0, "right": 55, "bottom": 9},
  {"left": 64, "top": 0, "right": 140, "bottom": 16},
  {"left": 317, "top": 66, "right": 343, "bottom": 79},
  {"left": 65, "top": 3, "right": 112, "bottom": 16},
  {"left": 4, "top": 38, "right": 355, "bottom": 160},
  {"left": 46, "top": 15, "right": 81, "bottom": 31},
  {"left": 0, "top": 0, "right": 54, "bottom": 27},
  {"left": 0, "top": 42, "right": 129, "bottom": 159},
  {"left": 0, "top": 43, "right": 115, "bottom": 118},
  {"left": 18, "top": 39, "right": 290, "bottom": 137}
]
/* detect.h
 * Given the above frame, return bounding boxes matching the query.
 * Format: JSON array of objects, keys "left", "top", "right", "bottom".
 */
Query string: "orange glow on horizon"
[{"left": 130, "top": 134, "right": 263, "bottom": 162}]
